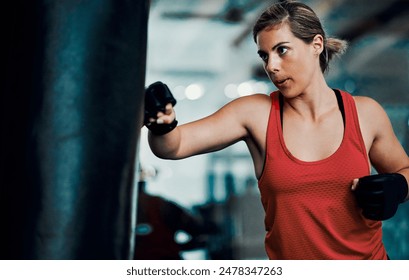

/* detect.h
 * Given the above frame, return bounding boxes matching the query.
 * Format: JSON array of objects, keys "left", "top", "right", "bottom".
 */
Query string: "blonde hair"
[{"left": 253, "top": 0, "right": 348, "bottom": 73}]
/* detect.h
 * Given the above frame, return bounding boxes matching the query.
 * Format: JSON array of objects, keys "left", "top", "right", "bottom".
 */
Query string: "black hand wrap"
[
  {"left": 354, "top": 173, "right": 408, "bottom": 221},
  {"left": 144, "top": 81, "right": 178, "bottom": 135}
]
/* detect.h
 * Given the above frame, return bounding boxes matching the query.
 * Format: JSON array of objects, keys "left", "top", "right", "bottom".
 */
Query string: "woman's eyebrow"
[
  {"left": 271, "top": 41, "right": 290, "bottom": 50},
  {"left": 258, "top": 41, "right": 290, "bottom": 54}
]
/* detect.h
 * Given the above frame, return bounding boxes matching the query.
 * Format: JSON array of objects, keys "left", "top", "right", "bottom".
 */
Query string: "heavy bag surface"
[{"left": 0, "top": 0, "right": 149, "bottom": 259}]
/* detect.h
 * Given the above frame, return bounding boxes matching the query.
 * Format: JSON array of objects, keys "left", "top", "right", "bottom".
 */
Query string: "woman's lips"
[{"left": 275, "top": 78, "right": 288, "bottom": 86}]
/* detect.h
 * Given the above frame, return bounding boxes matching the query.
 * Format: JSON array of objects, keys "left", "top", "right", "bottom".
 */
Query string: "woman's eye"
[
  {"left": 259, "top": 53, "right": 268, "bottom": 62},
  {"left": 277, "top": 46, "right": 288, "bottom": 55}
]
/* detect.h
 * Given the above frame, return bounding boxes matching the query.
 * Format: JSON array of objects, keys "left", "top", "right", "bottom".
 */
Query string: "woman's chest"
[{"left": 283, "top": 118, "right": 345, "bottom": 162}]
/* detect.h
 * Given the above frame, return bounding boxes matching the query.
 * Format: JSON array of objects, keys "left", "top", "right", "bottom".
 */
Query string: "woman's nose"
[{"left": 265, "top": 55, "right": 280, "bottom": 74}]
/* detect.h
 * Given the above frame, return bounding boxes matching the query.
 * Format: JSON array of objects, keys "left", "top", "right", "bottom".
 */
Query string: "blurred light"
[
  {"left": 237, "top": 82, "right": 253, "bottom": 96},
  {"left": 185, "top": 83, "right": 204, "bottom": 100},
  {"left": 253, "top": 81, "right": 269, "bottom": 93},
  {"left": 135, "top": 224, "right": 152, "bottom": 235},
  {"left": 173, "top": 85, "right": 186, "bottom": 100},
  {"left": 175, "top": 230, "right": 192, "bottom": 244},
  {"left": 225, "top": 81, "right": 270, "bottom": 99},
  {"left": 344, "top": 79, "right": 356, "bottom": 93},
  {"left": 224, "top": 83, "right": 238, "bottom": 99}
]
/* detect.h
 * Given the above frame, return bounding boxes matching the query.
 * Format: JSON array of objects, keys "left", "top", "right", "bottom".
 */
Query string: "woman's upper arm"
[
  {"left": 357, "top": 96, "right": 409, "bottom": 173},
  {"left": 161, "top": 94, "right": 269, "bottom": 159}
]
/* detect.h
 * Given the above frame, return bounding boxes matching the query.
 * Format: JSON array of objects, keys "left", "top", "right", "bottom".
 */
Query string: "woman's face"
[{"left": 256, "top": 22, "right": 323, "bottom": 98}]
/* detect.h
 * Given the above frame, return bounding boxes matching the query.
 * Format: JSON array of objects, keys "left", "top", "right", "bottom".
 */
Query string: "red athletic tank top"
[{"left": 258, "top": 90, "right": 387, "bottom": 259}]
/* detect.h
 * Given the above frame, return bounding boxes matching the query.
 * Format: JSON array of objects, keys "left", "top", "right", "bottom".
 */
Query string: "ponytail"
[{"left": 321, "top": 37, "right": 348, "bottom": 73}]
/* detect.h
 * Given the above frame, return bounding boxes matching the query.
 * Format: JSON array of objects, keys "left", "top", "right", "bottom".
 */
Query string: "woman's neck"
[{"left": 284, "top": 77, "right": 336, "bottom": 122}]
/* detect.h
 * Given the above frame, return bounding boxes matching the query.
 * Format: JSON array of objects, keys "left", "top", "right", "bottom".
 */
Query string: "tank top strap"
[
  {"left": 267, "top": 91, "right": 282, "bottom": 148},
  {"left": 338, "top": 90, "right": 368, "bottom": 158}
]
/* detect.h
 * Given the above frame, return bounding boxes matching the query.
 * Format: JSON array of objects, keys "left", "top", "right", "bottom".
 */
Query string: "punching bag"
[{"left": 0, "top": 0, "right": 149, "bottom": 259}]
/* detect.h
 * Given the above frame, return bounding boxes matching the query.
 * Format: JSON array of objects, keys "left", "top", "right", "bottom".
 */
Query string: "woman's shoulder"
[
  {"left": 237, "top": 92, "right": 273, "bottom": 102},
  {"left": 353, "top": 95, "right": 387, "bottom": 116},
  {"left": 223, "top": 93, "right": 272, "bottom": 127},
  {"left": 240, "top": 92, "right": 274, "bottom": 107},
  {"left": 353, "top": 94, "right": 391, "bottom": 131},
  {"left": 224, "top": 93, "right": 272, "bottom": 112}
]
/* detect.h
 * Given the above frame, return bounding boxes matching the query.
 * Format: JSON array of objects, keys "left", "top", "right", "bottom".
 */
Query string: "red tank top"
[{"left": 258, "top": 90, "right": 387, "bottom": 259}]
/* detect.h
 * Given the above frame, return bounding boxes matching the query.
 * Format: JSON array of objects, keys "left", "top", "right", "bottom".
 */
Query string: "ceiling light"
[
  {"left": 185, "top": 83, "right": 204, "bottom": 100},
  {"left": 237, "top": 82, "right": 253, "bottom": 96},
  {"left": 224, "top": 83, "right": 238, "bottom": 99}
]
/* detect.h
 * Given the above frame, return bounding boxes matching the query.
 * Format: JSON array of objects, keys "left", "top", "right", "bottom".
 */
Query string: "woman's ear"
[{"left": 312, "top": 34, "right": 324, "bottom": 55}]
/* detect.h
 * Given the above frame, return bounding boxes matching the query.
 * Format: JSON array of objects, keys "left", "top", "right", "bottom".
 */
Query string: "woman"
[{"left": 144, "top": 1, "right": 409, "bottom": 259}]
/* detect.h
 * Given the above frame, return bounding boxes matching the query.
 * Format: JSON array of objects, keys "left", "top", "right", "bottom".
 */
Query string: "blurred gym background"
[{"left": 139, "top": 0, "right": 409, "bottom": 259}]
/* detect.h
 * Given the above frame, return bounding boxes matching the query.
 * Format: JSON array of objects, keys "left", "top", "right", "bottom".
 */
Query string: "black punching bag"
[{"left": 0, "top": 0, "right": 149, "bottom": 259}]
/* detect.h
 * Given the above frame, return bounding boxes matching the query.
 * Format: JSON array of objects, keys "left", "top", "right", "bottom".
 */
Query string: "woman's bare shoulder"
[
  {"left": 230, "top": 93, "right": 272, "bottom": 111},
  {"left": 353, "top": 95, "right": 388, "bottom": 119},
  {"left": 353, "top": 95, "right": 391, "bottom": 133}
]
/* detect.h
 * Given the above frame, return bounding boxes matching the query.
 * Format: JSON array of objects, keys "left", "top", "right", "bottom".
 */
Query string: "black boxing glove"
[
  {"left": 354, "top": 173, "right": 408, "bottom": 220},
  {"left": 144, "top": 81, "right": 178, "bottom": 135}
]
